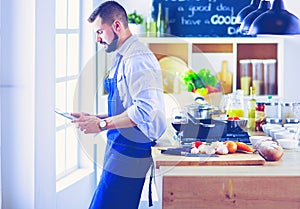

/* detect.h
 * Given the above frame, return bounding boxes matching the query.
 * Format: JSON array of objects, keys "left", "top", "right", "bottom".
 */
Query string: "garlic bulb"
[
  {"left": 216, "top": 144, "right": 228, "bottom": 155},
  {"left": 205, "top": 146, "right": 216, "bottom": 155},
  {"left": 191, "top": 147, "right": 199, "bottom": 154},
  {"left": 198, "top": 144, "right": 206, "bottom": 154}
]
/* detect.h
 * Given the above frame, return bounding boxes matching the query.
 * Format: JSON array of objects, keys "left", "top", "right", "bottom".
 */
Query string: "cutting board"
[{"left": 154, "top": 150, "right": 265, "bottom": 168}]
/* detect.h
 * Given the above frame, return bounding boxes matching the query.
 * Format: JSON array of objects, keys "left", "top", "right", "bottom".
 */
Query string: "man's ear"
[{"left": 112, "top": 20, "right": 121, "bottom": 32}]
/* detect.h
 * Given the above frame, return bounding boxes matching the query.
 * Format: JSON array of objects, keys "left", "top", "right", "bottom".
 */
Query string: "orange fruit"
[{"left": 225, "top": 141, "right": 237, "bottom": 154}]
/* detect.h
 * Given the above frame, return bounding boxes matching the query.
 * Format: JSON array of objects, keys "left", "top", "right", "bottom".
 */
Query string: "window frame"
[{"left": 55, "top": 0, "right": 81, "bottom": 180}]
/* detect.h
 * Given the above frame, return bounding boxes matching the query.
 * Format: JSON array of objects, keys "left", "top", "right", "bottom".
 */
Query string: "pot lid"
[{"left": 186, "top": 103, "right": 213, "bottom": 110}]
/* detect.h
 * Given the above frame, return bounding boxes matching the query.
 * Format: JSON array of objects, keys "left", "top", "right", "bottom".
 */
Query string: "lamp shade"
[
  {"left": 235, "top": 0, "right": 261, "bottom": 24},
  {"left": 240, "top": 0, "right": 271, "bottom": 34},
  {"left": 248, "top": 0, "right": 300, "bottom": 35}
]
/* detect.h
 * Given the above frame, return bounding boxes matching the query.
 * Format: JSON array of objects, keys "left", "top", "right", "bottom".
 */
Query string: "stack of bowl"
[{"left": 261, "top": 123, "right": 299, "bottom": 149}]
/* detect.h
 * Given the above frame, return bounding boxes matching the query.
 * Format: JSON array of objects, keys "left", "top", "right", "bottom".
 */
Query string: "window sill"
[{"left": 56, "top": 168, "right": 94, "bottom": 193}]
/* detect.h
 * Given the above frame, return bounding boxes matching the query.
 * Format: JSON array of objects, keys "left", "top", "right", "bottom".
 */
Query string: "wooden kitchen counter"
[{"left": 152, "top": 144, "right": 300, "bottom": 209}]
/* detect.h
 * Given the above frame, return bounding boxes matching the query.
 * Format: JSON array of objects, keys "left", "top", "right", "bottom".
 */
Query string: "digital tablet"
[{"left": 55, "top": 108, "right": 77, "bottom": 120}]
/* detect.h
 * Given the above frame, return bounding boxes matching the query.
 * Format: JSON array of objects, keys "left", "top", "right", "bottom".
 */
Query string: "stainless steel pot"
[
  {"left": 185, "top": 97, "right": 215, "bottom": 120},
  {"left": 186, "top": 103, "right": 214, "bottom": 120}
]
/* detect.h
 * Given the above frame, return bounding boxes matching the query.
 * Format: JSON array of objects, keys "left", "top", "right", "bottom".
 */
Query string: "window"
[{"left": 55, "top": 0, "right": 80, "bottom": 179}]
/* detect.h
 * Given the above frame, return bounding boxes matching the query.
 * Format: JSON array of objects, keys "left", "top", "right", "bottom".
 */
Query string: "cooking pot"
[{"left": 185, "top": 97, "right": 215, "bottom": 120}]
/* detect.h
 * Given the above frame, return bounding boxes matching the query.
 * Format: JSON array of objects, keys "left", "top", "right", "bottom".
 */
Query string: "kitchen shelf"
[
  {"left": 97, "top": 35, "right": 300, "bottom": 106},
  {"left": 139, "top": 36, "right": 286, "bottom": 100}
]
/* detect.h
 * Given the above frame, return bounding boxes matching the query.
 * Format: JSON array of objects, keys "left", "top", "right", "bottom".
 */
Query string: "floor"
[{"left": 139, "top": 178, "right": 161, "bottom": 209}]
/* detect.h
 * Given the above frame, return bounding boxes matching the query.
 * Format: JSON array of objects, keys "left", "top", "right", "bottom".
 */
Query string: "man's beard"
[{"left": 105, "top": 31, "right": 119, "bottom": 53}]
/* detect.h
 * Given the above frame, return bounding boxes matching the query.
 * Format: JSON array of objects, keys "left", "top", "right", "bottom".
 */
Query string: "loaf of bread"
[{"left": 254, "top": 139, "right": 284, "bottom": 161}]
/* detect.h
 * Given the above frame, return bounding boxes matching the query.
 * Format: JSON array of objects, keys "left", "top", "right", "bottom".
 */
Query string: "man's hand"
[
  {"left": 72, "top": 115, "right": 102, "bottom": 134},
  {"left": 70, "top": 112, "right": 90, "bottom": 118}
]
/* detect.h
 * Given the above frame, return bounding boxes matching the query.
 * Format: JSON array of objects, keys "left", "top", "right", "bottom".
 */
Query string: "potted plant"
[{"left": 127, "top": 11, "right": 145, "bottom": 35}]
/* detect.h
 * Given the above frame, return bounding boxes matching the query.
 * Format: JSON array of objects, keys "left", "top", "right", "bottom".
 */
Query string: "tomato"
[
  {"left": 227, "top": 116, "right": 240, "bottom": 121},
  {"left": 224, "top": 141, "right": 237, "bottom": 153},
  {"left": 192, "top": 141, "right": 203, "bottom": 148}
]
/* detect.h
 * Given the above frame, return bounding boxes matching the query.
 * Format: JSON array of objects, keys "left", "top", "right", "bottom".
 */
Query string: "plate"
[{"left": 159, "top": 56, "right": 189, "bottom": 93}]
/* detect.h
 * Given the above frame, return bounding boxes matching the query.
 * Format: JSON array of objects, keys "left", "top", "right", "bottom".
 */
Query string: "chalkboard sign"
[{"left": 152, "top": 0, "right": 252, "bottom": 37}]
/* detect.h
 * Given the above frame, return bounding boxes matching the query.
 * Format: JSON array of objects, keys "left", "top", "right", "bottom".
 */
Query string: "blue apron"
[{"left": 89, "top": 55, "right": 155, "bottom": 209}]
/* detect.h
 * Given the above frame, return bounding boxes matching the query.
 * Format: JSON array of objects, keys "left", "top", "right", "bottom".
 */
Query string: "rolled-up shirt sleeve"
[{"left": 122, "top": 52, "right": 167, "bottom": 141}]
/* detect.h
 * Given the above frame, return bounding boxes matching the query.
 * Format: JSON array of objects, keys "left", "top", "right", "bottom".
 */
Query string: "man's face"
[{"left": 93, "top": 16, "right": 119, "bottom": 53}]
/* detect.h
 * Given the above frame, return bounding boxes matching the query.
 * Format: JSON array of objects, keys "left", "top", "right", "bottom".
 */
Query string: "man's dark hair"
[{"left": 88, "top": 1, "right": 128, "bottom": 27}]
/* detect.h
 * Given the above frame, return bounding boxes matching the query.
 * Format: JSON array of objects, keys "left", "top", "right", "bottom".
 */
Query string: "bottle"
[
  {"left": 164, "top": 7, "right": 171, "bottom": 34},
  {"left": 157, "top": 3, "right": 164, "bottom": 37},
  {"left": 255, "top": 102, "right": 265, "bottom": 131},
  {"left": 146, "top": 4, "right": 157, "bottom": 37},
  {"left": 216, "top": 60, "right": 232, "bottom": 94},
  {"left": 247, "top": 86, "right": 256, "bottom": 130}
]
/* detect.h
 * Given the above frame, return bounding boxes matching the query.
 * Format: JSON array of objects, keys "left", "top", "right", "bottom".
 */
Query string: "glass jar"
[
  {"left": 251, "top": 59, "right": 263, "bottom": 95},
  {"left": 265, "top": 101, "right": 280, "bottom": 118},
  {"left": 263, "top": 59, "right": 277, "bottom": 95},
  {"left": 285, "top": 118, "right": 299, "bottom": 124},
  {"left": 266, "top": 118, "right": 282, "bottom": 125},
  {"left": 281, "top": 102, "right": 294, "bottom": 124},
  {"left": 227, "top": 91, "right": 245, "bottom": 117},
  {"left": 239, "top": 59, "right": 252, "bottom": 96}
]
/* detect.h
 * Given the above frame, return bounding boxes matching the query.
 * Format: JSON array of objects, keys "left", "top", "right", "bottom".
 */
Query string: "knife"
[{"left": 161, "top": 148, "right": 218, "bottom": 157}]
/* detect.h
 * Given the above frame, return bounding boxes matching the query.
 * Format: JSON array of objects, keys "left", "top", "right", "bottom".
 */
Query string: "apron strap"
[{"left": 148, "top": 159, "right": 155, "bottom": 207}]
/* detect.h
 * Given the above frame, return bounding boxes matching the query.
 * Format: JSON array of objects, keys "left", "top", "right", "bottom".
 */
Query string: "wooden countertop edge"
[{"left": 155, "top": 159, "right": 265, "bottom": 169}]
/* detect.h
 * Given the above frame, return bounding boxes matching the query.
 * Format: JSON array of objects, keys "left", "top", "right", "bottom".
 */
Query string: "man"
[{"left": 71, "top": 1, "right": 166, "bottom": 209}]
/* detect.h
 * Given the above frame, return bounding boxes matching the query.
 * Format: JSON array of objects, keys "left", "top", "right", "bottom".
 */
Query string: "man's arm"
[
  {"left": 71, "top": 111, "right": 136, "bottom": 134},
  {"left": 105, "top": 111, "right": 137, "bottom": 130}
]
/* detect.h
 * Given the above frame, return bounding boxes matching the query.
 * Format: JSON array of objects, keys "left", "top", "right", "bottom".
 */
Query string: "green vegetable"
[
  {"left": 128, "top": 11, "right": 144, "bottom": 24},
  {"left": 181, "top": 68, "right": 220, "bottom": 93},
  {"left": 197, "top": 68, "right": 218, "bottom": 87},
  {"left": 187, "top": 81, "right": 195, "bottom": 92},
  {"left": 194, "top": 79, "right": 204, "bottom": 89}
]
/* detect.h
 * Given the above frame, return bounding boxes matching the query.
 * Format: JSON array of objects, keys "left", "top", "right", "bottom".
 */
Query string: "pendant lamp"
[
  {"left": 240, "top": 0, "right": 271, "bottom": 34},
  {"left": 235, "top": 0, "right": 261, "bottom": 24},
  {"left": 248, "top": 0, "right": 300, "bottom": 35}
]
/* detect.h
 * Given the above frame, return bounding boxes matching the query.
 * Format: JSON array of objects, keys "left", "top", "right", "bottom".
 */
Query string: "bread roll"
[{"left": 254, "top": 139, "right": 284, "bottom": 161}]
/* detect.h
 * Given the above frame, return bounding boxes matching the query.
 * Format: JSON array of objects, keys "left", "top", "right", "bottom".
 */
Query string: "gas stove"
[{"left": 173, "top": 117, "right": 250, "bottom": 147}]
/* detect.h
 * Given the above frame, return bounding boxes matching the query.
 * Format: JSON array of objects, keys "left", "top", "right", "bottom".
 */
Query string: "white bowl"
[
  {"left": 269, "top": 128, "right": 286, "bottom": 138},
  {"left": 285, "top": 126, "right": 298, "bottom": 133},
  {"left": 274, "top": 131, "right": 295, "bottom": 140},
  {"left": 283, "top": 123, "right": 299, "bottom": 129},
  {"left": 277, "top": 139, "right": 299, "bottom": 149},
  {"left": 262, "top": 124, "right": 282, "bottom": 136},
  {"left": 249, "top": 135, "right": 272, "bottom": 147}
]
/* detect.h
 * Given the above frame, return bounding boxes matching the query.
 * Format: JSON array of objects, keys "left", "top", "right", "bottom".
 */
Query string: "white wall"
[
  {"left": 0, "top": 0, "right": 56, "bottom": 208},
  {"left": 0, "top": 80, "right": 1, "bottom": 207},
  {"left": 0, "top": 0, "right": 100, "bottom": 208},
  {"left": 281, "top": 0, "right": 300, "bottom": 17}
]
